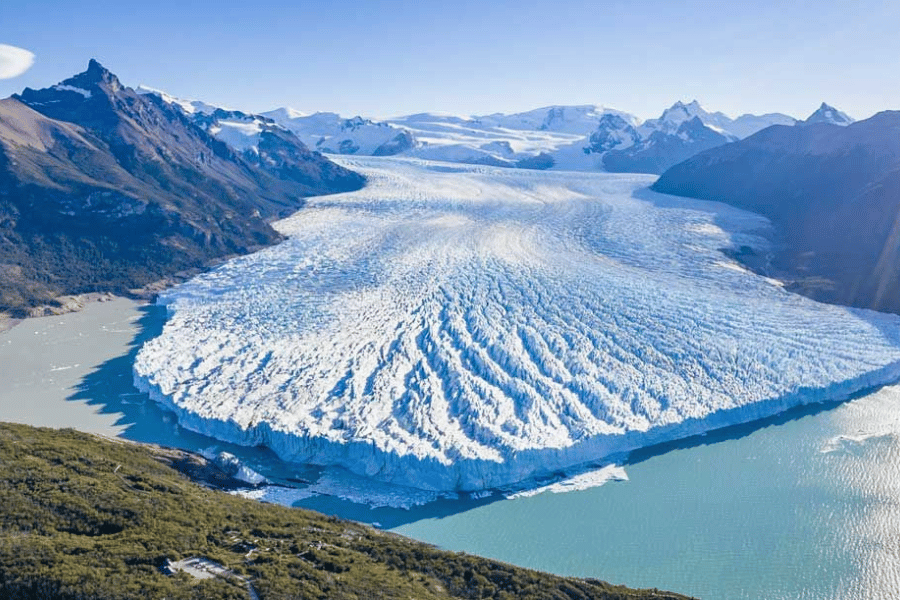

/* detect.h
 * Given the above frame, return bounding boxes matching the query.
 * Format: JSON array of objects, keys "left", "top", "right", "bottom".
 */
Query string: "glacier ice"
[{"left": 134, "top": 157, "right": 900, "bottom": 492}]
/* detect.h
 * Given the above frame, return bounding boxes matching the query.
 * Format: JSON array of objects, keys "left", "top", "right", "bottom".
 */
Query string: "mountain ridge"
[
  {"left": 652, "top": 109, "right": 900, "bottom": 312},
  {"left": 141, "top": 80, "right": 854, "bottom": 176},
  {"left": 0, "top": 60, "right": 363, "bottom": 315}
]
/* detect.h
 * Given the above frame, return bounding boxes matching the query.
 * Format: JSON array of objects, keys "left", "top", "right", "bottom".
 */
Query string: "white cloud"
[{"left": 0, "top": 44, "right": 35, "bottom": 79}]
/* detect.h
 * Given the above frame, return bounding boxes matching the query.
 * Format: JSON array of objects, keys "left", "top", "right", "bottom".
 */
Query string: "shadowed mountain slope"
[
  {"left": 0, "top": 60, "right": 363, "bottom": 315},
  {"left": 653, "top": 110, "right": 900, "bottom": 312}
]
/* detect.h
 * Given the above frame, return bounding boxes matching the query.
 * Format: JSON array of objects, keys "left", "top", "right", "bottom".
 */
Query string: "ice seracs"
[{"left": 134, "top": 157, "right": 900, "bottom": 493}]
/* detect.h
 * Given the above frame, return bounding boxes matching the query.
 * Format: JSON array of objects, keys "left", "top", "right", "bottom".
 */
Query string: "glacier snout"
[{"left": 133, "top": 157, "right": 900, "bottom": 492}]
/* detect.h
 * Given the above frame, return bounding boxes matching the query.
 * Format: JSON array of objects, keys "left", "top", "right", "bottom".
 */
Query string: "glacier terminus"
[{"left": 133, "top": 157, "right": 900, "bottom": 493}]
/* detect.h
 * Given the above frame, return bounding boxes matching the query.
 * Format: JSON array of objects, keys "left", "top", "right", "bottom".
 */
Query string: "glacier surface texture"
[{"left": 134, "top": 157, "right": 900, "bottom": 491}]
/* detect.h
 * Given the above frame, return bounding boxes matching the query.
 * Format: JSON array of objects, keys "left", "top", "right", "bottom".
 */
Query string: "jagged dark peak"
[
  {"left": 672, "top": 99, "right": 700, "bottom": 110},
  {"left": 678, "top": 116, "right": 707, "bottom": 131},
  {"left": 54, "top": 59, "right": 123, "bottom": 93},
  {"left": 14, "top": 58, "right": 132, "bottom": 128},
  {"left": 342, "top": 115, "right": 378, "bottom": 131},
  {"left": 83, "top": 59, "right": 120, "bottom": 85}
]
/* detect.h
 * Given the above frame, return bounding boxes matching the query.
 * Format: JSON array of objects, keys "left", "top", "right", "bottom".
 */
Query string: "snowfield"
[{"left": 134, "top": 157, "right": 900, "bottom": 492}]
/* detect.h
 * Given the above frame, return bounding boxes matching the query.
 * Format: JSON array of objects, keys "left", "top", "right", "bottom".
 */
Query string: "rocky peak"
[
  {"left": 14, "top": 59, "right": 134, "bottom": 131},
  {"left": 804, "top": 102, "right": 854, "bottom": 126},
  {"left": 81, "top": 59, "right": 121, "bottom": 89}
]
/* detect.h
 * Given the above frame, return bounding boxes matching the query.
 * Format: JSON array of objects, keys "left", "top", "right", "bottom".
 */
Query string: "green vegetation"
[{"left": 0, "top": 423, "right": 690, "bottom": 600}]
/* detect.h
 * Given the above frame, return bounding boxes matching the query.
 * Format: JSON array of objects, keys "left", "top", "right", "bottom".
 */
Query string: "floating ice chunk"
[
  {"left": 213, "top": 451, "right": 267, "bottom": 485},
  {"left": 506, "top": 464, "right": 628, "bottom": 499},
  {"left": 820, "top": 432, "right": 896, "bottom": 455}
]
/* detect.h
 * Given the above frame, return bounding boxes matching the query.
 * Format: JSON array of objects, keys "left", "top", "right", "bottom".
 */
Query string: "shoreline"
[
  {"left": 0, "top": 243, "right": 280, "bottom": 337},
  {"left": 0, "top": 292, "right": 120, "bottom": 336}
]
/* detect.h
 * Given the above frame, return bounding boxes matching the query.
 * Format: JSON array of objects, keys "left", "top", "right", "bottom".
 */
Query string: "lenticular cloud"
[
  {"left": 0, "top": 44, "right": 35, "bottom": 79},
  {"left": 134, "top": 157, "right": 900, "bottom": 492}
]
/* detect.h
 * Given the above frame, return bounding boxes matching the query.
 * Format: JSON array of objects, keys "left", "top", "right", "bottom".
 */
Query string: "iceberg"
[{"left": 134, "top": 157, "right": 900, "bottom": 492}]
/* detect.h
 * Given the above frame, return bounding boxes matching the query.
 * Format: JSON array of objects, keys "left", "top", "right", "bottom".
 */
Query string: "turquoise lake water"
[
  {"left": 298, "top": 387, "right": 900, "bottom": 600},
  {"left": 3, "top": 300, "right": 900, "bottom": 599}
]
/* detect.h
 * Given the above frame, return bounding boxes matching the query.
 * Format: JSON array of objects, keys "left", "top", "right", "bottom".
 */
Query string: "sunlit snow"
[{"left": 134, "top": 157, "right": 900, "bottom": 492}]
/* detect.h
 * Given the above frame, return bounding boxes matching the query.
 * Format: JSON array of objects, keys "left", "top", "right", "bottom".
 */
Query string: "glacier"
[{"left": 134, "top": 157, "right": 900, "bottom": 492}]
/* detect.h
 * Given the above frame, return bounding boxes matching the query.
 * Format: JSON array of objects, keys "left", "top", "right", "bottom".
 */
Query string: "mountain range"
[
  {"left": 139, "top": 84, "right": 853, "bottom": 176},
  {"left": 653, "top": 109, "right": 900, "bottom": 312},
  {"left": 255, "top": 99, "right": 851, "bottom": 175},
  {"left": 0, "top": 60, "right": 363, "bottom": 314}
]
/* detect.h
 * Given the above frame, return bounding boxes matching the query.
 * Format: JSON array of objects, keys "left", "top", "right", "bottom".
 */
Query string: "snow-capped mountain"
[
  {"left": 263, "top": 109, "right": 415, "bottom": 156},
  {"left": 236, "top": 96, "right": 806, "bottom": 174},
  {"left": 1, "top": 60, "right": 362, "bottom": 313},
  {"left": 137, "top": 84, "right": 807, "bottom": 176},
  {"left": 137, "top": 87, "right": 284, "bottom": 153},
  {"left": 582, "top": 101, "right": 798, "bottom": 173},
  {"left": 639, "top": 100, "right": 734, "bottom": 137},
  {"left": 135, "top": 84, "right": 221, "bottom": 116},
  {"left": 603, "top": 116, "right": 733, "bottom": 174},
  {"left": 585, "top": 113, "right": 640, "bottom": 153},
  {"left": 479, "top": 104, "right": 639, "bottom": 134},
  {"left": 636, "top": 100, "right": 796, "bottom": 139},
  {"left": 804, "top": 102, "right": 854, "bottom": 126}
]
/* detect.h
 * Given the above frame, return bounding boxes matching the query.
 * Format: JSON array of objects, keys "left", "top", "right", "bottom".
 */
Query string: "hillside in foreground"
[{"left": 0, "top": 423, "right": 688, "bottom": 600}]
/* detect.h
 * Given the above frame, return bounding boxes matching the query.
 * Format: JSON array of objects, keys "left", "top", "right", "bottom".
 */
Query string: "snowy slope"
[
  {"left": 389, "top": 111, "right": 587, "bottom": 167},
  {"left": 135, "top": 85, "right": 221, "bottom": 116},
  {"left": 263, "top": 109, "right": 415, "bottom": 156},
  {"left": 728, "top": 112, "right": 797, "bottom": 138},
  {"left": 137, "top": 86, "right": 278, "bottom": 153},
  {"left": 134, "top": 157, "right": 900, "bottom": 493}
]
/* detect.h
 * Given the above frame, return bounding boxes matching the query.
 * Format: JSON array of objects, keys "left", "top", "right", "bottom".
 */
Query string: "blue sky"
[{"left": 2, "top": 0, "right": 898, "bottom": 120}]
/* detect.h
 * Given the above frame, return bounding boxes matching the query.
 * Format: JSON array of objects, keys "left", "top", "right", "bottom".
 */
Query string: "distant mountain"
[
  {"left": 593, "top": 100, "right": 804, "bottom": 174},
  {"left": 253, "top": 100, "right": 800, "bottom": 174},
  {"left": 636, "top": 100, "right": 795, "bottom": 139},
  {"left": 804, "top": 102, "right": 854, "bottom": 126},
  {"left": 638, "top": 100, "right": 732, "bottom": 136},
  {"left": 481, "top": 104, "right": 638, "bottom": 134},
  {"left": 262, "top": 109, "right": 415, "bottom": 156},
  {"left": 603, "top": 116, "right": 733, "bottom": 174},
  {"left": 0, "top": 60, "right": 363, "bottom": 315},
  {"left": 653, "top": 110, "right": 900, "bottom": 312},
  {"left": 728, "top": 112, "right": 797, "bottom": 138}
]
